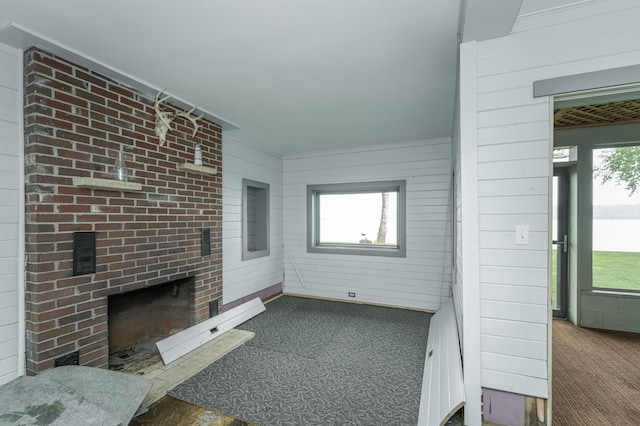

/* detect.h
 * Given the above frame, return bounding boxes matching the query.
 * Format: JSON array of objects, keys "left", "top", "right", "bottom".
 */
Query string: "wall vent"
[
  {"left": 209, "top": 299, "right": 219, "bottom": 318},
  {"left": 201, "top": 228, "right": 211, "bottom": 256},
  {"left": 73, "top": 232, "right": 96, "bottom": 276}
]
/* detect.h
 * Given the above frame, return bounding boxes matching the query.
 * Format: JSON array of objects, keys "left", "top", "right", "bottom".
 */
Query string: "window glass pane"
[
  {"left": 318, "top": 192, "right": 398, "bottom": 246},
  {"left": 592, "top": 146, "right": 640, "bottom": 291},
  {"left": 553, "top": 146, "right": 577, "bottom": 163},
  {"left": 553, "top": 148, "right": 570, "bottom": 163}
]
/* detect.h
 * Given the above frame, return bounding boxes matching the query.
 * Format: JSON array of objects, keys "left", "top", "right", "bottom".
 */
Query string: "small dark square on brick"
[
  {"left": 54, "top": 351, "right": 79, "bottom": 367},
  {"left": 201, "top": 228, "right": 211, "bottom": 256},
  {"left": 73, "top": 231, "right": 96, "bottom": 275},
  {"left": 209, "top": 299, "right": 219, "bottom": 318}
]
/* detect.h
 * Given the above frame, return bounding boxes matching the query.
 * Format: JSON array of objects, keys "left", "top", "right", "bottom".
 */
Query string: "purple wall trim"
[
  {"left": 222, "top": 283, "right": 283, "bottom": 312},
  {"left": 483, "top": 388, "right": 524, "bottom": 425}
]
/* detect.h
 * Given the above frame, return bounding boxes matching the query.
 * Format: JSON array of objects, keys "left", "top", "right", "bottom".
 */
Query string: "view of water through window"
[
  {"left": 591, "top": 147, "right": 640, "bottom": 291},
  {"left": 318, "top": 192, "right": 398, "bottom": 245}
]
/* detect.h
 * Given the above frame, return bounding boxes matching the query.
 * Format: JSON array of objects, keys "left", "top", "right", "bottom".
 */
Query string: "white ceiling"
[{"left": 0, "top": 0, "right": 592, "bottom": 156}]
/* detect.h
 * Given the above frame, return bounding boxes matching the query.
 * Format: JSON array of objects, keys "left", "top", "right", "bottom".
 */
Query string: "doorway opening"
[{"left": 551, "top": 86, "right": 640, "bottom": 424}]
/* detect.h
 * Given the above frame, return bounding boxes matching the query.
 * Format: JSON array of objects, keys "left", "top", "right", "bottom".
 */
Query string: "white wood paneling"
[
  {"left": 466, "top": 1, "right": 640, "bottom": 402},
  {"left": 478, "top": 141, "right": 549, "bottom": 163},
  {"left": 480, "top": 284, "right": 546, "bottom": 305},
  {"left": 482, "top": 334, "right": 546, "bottom": 360},
  {"left": 418, "top": 299, "right": 464, "bottom": 425},
  {"left": 477, "top": 103, "right": 549, "bottom": 128},
  {"left": 481, "top": 318, "right": 546, "bottom": 342},
  {"left": 479, "top": 230, "right": 548, "bottom": 251},
  {"left": 480, "top": 249, "right": 547, "bottom": 268},
  {"left": 478, "top": 176, "right": 548, "bottom": 197},
  {"left": 481, "top": 369, "right": 548, "bottom": 400},
  {"left": 480, "top": 300, "right": 547, "bottom": 324},
  {"left": 282, "top": 139, "right": 452, "bottom": 311},
  {"left": 481, "top": 352, "right": 547, "bottom": 379},
  {"left": 479, "top": 214, "right": 548, "bottom": 232},
  {"left": 477, "top": 121, "right": 549, "bottom": 145},
  {"left": 477, "top": 86, "right": 546, "bottom": 111},
  {"left": 222, "top": 136, "right": 284, "bottom": 304},
  {"left": 0, "top": 42, "right": 21, "bottom": 387},
  {"left": 479, "top": 266, "right": 547, "bottom": 288},
  {"left": 478, "top": 158, "right": 549, "bottom": 180},
  {"left": 479, "top": 195, "right": 548, "bottom": 215}
]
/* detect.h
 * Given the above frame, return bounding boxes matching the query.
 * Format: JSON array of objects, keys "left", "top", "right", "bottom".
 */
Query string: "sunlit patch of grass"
[
  {"left": 552, "top": 250, "right": 640, "bottom": 309},
  {"left": 592, "top": 251, "right": 640, "bottom": 290}
]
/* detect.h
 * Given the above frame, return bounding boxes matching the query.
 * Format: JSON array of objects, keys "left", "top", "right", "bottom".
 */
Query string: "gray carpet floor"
[{"left": 170, "top": 296, "right": 438, "bottom": 425}]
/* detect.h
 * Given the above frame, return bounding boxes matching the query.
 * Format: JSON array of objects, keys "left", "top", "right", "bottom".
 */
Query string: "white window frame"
[{"left": 306, "top": 180, "right": 406, "bottom": 257}]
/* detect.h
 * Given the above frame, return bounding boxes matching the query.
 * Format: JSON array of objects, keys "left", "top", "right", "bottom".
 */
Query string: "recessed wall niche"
[{"left": 242, "top": 178, "right": 270, "bottom": 260}]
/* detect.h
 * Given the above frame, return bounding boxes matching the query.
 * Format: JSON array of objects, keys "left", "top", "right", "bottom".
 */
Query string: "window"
[
  {"left": 592, "top": 146, "right": 640, "bottom": 292},
  {"left": 242, "top": 179, "right": 270, "bottom": 260},
  {"left": 307, "top": 180, "right": 406, "bottom": 257},
  {"left": 553, "top": 146, "right": 577, "bottom": 163}
]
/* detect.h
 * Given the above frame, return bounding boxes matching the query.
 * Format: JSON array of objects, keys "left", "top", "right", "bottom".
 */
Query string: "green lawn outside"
[
  {"left": 592, "top": 250, "right": 640, "bottom": 290},
  {"left": 552, "top": 249, "right": 640, "bottom": 308}
]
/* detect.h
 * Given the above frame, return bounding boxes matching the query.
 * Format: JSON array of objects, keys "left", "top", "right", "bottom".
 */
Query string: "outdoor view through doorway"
[
  {"left": 552, "top": 144, "right": 640, "bottom": 310},
  {"left": 591, "top": 146, "right": 640, "bottom": 291}
]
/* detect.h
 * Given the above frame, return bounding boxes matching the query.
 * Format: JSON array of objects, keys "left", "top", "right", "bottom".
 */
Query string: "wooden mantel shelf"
[
  {"left": 73, "top": 177, "right": 143, "bottom": 192},
  {"left": 177, "top": 163, "right": 218, "bottom": 176}
]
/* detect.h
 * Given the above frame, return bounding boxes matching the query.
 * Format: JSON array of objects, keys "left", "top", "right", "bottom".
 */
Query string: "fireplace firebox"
[{"left": 108, "top": 277, "right": 194, "bottom": 372}]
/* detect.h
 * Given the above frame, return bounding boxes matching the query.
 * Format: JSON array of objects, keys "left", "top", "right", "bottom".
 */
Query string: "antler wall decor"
[{"left": 154, "top": 88, "right": 203, "bottom": 146}]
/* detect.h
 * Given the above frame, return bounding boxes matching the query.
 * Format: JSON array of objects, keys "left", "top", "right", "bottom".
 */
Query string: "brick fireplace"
[{"left": 23, "top": 47, "right": 223, "bottom": 375}]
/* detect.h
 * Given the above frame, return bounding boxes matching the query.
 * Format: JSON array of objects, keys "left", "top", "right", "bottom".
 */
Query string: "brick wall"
[{"left": 23, "top": 47, "right": 223, "bottom": 374}]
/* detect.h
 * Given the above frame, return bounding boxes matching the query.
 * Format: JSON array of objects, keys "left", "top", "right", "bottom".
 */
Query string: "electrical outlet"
[{"left": 348, "top": 292, "right": 356, "bottom": 297}]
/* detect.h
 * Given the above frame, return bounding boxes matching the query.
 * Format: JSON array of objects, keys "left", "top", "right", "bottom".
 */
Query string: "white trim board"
[
  {"left": 418, "top": 298, "right": 465, "bottom": 426},
  {"left": 156, "top": 297, "right": 265, "bottom": 365},
  {"left": 16, "top": 44, "right": 25, "bottom": 380},
  {"left": 459, "top": 39, "right": 482, "bottom": 426}
]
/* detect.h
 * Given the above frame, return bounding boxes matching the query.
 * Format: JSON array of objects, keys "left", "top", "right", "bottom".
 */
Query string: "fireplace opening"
[{"left": 108, "top": 277, "right": 194, "bottom": 373}]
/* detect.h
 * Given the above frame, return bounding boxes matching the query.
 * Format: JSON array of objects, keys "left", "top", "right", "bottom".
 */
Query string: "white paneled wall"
[
  {"left": 0, "top": 42, "right": 22, "bottom": 386},
  {"left": 461, "top": 0, "right": 640, "bottom": 400},
  {"left": 222, "top": 135, "right": 283, "bottom": 304},
  {"left": 282, "top": 139, "right": 452, "bottom": 311}
]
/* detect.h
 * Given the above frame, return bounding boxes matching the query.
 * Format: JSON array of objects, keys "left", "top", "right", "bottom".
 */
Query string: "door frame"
[{"left": 552, "top": 166, "right": 569, "bottom": 318}]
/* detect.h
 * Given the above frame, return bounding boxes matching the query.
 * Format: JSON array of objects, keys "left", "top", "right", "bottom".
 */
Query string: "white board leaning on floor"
[
  {"left": 156, "top": 297, "right": 266, "bottom": 365},
  {"left": 418, "top": 298, "right": 465, "bottom": 425}
]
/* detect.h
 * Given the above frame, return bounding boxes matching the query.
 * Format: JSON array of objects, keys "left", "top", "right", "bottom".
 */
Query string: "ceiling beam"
[
  {"left": 555, "top": 122, "right": 640, "bottom": 147},
  {"left": 460, "top": 0, "right": 523, "bottom": 42}
]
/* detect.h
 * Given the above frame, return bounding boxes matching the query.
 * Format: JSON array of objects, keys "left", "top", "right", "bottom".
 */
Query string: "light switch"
[{"left": 515, "top": 225, "right": 529, "bottom": 245}]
